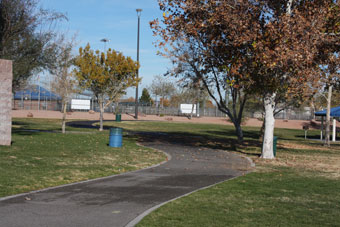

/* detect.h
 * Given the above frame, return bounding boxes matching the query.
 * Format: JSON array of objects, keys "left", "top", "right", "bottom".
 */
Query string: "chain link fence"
[{"left": 12, "top": 97, "right": 314, "bottom": 121}]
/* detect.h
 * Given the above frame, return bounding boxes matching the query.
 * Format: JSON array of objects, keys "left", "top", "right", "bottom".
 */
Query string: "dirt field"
[{"left": 11, "top": 109, "right": 323, "bottom": 130}]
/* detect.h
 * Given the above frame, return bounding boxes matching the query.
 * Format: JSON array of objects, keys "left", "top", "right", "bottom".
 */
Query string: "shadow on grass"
[
  {"left": 67, "top": 120, "right": 262, "bottom": 157},
  {"left": 12, "top": 120, "right": 30, "bottom": 127},
  {"left": 12, "top": 129, "right": 42, "bottom": 136},
  {"left": 12, "top": 120, "right": 61, "bottom": 132},
  {"left": 206, "top": 130, "right": 261, "bottom": 140},
  {"left": 67, "top": 120, "right": 107, "bottom": 130}
]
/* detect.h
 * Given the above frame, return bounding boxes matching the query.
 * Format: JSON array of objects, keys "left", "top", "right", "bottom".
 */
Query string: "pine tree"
[{"left": 139, "top": 88, "right": 153, "bottom": 105}]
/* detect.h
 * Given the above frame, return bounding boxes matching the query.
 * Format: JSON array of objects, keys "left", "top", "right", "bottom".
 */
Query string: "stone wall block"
[{"left": 0, "top": 59, "right": 13, "bottom": 146}]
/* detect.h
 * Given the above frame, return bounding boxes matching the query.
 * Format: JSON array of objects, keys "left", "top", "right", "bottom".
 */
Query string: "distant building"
[{"left": 13, "top": 85, "right": 61, "bottom": 111}]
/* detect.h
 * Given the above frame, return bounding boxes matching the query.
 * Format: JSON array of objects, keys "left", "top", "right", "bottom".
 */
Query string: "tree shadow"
[
  {"left": 66, "top": 120, "right": 262, "bottom": 157},
  {"left": 205, "top": 130, "right": 261, "bottom": 140},
  {"left": 66, "top": 120, "right": 112, "bottom": 130},
  {"left": 12, "top": 129, "right": 42, "bottom": 136},
  {"left": 12, "top": 120, "right": 30, "bottom": 127},
  {"left": 295, "top": 135, "right": 320, "bottom": 140},
  {"left": 130, "top": 131, "right": 261, "bottom": 157}
]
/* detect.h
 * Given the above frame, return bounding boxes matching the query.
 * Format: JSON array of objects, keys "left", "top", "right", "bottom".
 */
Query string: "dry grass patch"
[
  {"left": 279, "top": 141, "right": 340, "bottom": 151},
  {"left": 253, "top": 148, "right": 340, "bottom": 179}
]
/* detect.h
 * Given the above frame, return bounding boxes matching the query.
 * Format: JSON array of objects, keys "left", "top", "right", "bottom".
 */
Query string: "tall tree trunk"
[
  {"left": 310, "top": 99, "right": 316, "bottom": 120},
  {"left": 286, "top": 0, "right": 293, "bottom": 15},
  {"left": 235, "top": 121, "right": 244, "bottom": 142},
  {"left": 99, "top": 100, "right": 104, "bottom": 131},
  {"left": 227, "top": 115, "right": 244, "bottom": 142},
  {"left": 190, "top": 102, "right": 195, "bottom": 119},
  {"left": 325, "top": 85, "right": 332, "bottom": 146},
  {"left": 156, "top": 95, "right": 160, "bottom": 115},
  {"left": 261, "top": 93, "right": 276, "bottom": 159},
  {"left": 115, "top": 102, "right": 119, "bottom": 114},
  {"left": 259, "top": 118, "right": 265, "bottom": 140},
  {"left": 62, "top": 101, "right": 67, "bottom": 134},
  {"left": 259, "top": 105, "right": 265, "bottom": 140}
]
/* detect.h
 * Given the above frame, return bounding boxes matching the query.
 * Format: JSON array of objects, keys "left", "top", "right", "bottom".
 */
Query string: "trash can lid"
[{"left": 110, "top": 127, "right": 123, "bottom": 135}]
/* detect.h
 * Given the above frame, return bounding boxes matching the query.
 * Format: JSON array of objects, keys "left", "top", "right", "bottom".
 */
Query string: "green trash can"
[
  {"left": 273, "top": 136, "right": 278, "bottom": 157},
  {"left": 115, "top": 114, "right": 121, "bottom": 122}
]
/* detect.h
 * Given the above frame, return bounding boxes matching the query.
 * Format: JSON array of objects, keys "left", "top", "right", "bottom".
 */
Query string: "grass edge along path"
[
  {"left": 92, "top": 122, "right": 340, "bottom": 227},
  {"left": 0, "top": 118, "right": 166, "bottom": 197},
  {"left": 2, "top": 118, "right": 340, "bottom": 226},
  {"left": 137, "top": 167, "right": 340, "bottom": 227}
]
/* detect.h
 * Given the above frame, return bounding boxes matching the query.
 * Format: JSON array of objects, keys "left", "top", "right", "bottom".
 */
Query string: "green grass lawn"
[
  {"left": 2, "top": 118, "right": 340, "bottom": 226},
  {"left": 97, "top": 121, "right": 340, "bottom": 227},
  {"left": 138, "top": 169, "right": 340, "bottom": 226},
  {"left": 0, "top": 118, "right": 166, "bottom": 197}
]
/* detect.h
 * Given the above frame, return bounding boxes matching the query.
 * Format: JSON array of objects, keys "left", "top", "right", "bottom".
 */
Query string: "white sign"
[
  {"left": 71, "top": 99, "right": 90, "bottom": 110},
  {"left": 180, "top": 104, "right": 196, "bottom": 114}
]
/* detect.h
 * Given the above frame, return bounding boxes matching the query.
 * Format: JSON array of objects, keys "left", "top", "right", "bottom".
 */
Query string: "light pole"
[
  {"left": 100, "top": 38, "right": 109, "bottom": 113},
  {"left": 100, "top": 38, "right": 110, "bottom": 52},
  {"left": 135, "top": 8, "right": 142, "bottom": 119}
]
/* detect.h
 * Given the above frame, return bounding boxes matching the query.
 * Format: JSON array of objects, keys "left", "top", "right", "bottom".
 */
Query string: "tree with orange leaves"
[
  {"left": 151, "top": 0, "right": 340, "bottom": 158},
  {"left": 74, "top": 44, "right": 139, "bottom": 131}
]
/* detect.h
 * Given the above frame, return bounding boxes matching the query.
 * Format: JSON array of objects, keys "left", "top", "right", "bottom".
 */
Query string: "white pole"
[
  {"left": 321, "top": 116, "right": 324, "bottom": 140},
  {"left": 38, "top": 85, "right": 40, "bottom": 111},
  {"left": 333, "top": 118, "right": 336, "bottom": 142}
]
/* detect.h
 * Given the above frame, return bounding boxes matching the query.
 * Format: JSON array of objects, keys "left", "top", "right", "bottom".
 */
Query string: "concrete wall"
[{"left": 0, "top": 60, "right": 12, "bottom": 146}]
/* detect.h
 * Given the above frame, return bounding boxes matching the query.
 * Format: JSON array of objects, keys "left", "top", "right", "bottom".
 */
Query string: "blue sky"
[{"left": 39, "top": 0, "right": 171, "bottom": 98}]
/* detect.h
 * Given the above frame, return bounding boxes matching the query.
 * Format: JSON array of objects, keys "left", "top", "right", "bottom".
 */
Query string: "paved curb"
[
  {"left": 0, "top": 147, "right": 172, "bottom": 202},
  {"left": 242, "top": 155, "right": 256, "bottom": 168},
  {"left": 125, "top": 154, "right": 255, "bottom": 227}
]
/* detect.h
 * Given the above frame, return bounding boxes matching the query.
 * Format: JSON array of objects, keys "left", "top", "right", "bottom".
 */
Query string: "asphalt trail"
[{"left": 0, "top": 141, "right": 253, "bottom": 227}]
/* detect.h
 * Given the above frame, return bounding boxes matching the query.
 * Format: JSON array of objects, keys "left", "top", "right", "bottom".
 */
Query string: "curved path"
[{"left": 0, "top": 140, "right": 253, "bottom": 227}]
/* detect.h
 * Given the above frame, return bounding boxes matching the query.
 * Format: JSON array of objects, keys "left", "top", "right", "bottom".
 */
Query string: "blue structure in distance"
[
  {"left": 14, "top": 85, "right": 60, "bottom": 100},
  {"left": 315, "top": 106, "right": 340, "bottom": 141},
  {"left": 315, "top": 106, "right": 340, "bottom": 117}
]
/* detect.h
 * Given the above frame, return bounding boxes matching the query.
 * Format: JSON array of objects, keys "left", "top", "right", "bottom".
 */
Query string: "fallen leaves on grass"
[
  {"left": 255, "top": 152, "right": 340, "bottom": 179},
  {"left": 279, "top": 142, "right": 338, "bottom": 151}
]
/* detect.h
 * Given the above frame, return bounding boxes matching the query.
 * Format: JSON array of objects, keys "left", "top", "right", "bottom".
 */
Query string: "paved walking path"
[{"left": 0, "top": 141, "right": 253, "bottom": 227}]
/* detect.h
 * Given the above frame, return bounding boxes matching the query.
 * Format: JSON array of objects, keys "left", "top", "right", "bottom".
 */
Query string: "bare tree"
[
  {"left": 177, "top": 80, "right": 209, "bottom": 118},
  {"left": 150, "top": 75, "right": 176, "bottom": 114},
  {"left": 0, "top": 0, "right": 67, "bottom": 91},
  {"left": 50, "top": 36, "right": 78, "bottom": 133}
]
